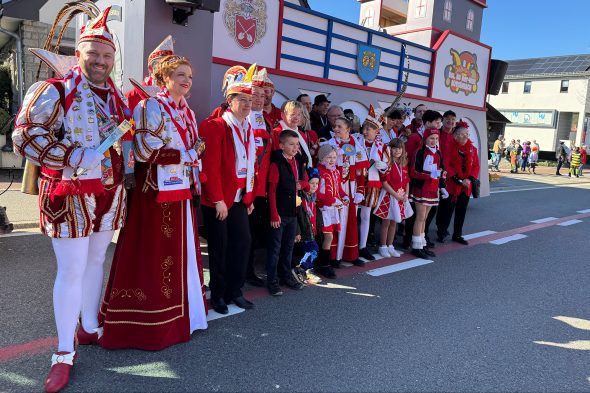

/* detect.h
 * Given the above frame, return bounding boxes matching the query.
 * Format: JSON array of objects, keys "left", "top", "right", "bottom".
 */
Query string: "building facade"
[{"left": 488, "top": 55, "right": 590, "bottom": 154}]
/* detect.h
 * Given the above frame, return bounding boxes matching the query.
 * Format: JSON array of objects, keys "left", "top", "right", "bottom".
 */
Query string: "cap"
[
  {"left": 148, "top": 35, "right": 175, "bottom": 71},
  {"left": 314, "top": 94, "right": 331, "bottom": 106}
]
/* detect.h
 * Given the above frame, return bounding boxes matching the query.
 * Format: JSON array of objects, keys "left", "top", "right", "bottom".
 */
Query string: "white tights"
[
  {"left": 359, "top": 205, "right": 371, "bottom": 249},
  {"left": 51, "top": 231, "right": 114, "bottom": 352}
]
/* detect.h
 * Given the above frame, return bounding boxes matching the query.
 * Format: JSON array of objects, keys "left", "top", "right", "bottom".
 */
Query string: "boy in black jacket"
[{"left": 266, "top": 130, "right": 309, "bottom": 295}]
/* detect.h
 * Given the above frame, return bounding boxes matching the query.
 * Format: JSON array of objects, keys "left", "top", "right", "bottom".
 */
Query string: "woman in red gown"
[{"left": 99, "top": 56, "right": 208, "bottom": 350}]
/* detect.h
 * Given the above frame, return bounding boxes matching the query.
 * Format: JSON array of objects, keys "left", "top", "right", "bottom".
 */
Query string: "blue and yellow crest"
[{"left": 357, "top": 44, "right": 381, "bottom": 83}]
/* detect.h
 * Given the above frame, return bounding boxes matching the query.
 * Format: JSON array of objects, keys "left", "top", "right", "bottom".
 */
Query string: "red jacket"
[
  {"left": 445, "top": 138, "right": 480, "bottom": 198},
  {"left": 264, "top": 104, "right": 282, "bottom": 129},
  {"left": 124, "top": 86, "right": 149, "bottom": 112},
  {"left": 199, "top": 117, "right": 253, "bottom": 209},
  {"left": 438, "top": 129, "right": 455, "bottom": 165}
]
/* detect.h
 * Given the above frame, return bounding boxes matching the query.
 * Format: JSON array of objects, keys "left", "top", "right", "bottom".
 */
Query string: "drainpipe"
[{"left": 0, "top": 23, "right": 24, "bottom": 108}]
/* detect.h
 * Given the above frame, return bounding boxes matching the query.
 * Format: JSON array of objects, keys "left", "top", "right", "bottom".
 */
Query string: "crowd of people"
[
  {"left": 11, "top": 7, "right": 481, "bottom": 393},
  {"left": 491, "top": 135, "right": 588, "bottom": 177}
]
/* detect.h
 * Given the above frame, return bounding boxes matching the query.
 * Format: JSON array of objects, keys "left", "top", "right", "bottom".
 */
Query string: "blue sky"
[{"left": 307, "top": 0, "right": 590, "bottom": 60}]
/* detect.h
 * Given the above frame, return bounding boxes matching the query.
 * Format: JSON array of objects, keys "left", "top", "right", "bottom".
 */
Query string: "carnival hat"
[
  {"left": 363, "top": 104, "right": 380, "bottom": 128},
  {"left": 252, "top": 67, "right": 274, "bottom": 89},
  {"left": 223, "top": 63, "right": 256, "bottom": 96},
  {"left": 78, "top": 6, "right": 116, "bottom": 50},
  {"left": 148, "top": 35, "right": 175, "bottom": 71}
]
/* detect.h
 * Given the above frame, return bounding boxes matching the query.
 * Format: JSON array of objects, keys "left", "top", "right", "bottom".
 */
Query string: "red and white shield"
[{"left": 235, "top": 15, "right": 257, "bottom": 49}]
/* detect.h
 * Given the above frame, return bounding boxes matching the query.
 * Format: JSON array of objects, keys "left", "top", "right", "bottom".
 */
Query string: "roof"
[
  {"left": 505, "top": 54, "right": 590, "bottom": 77},
  {"left": 486, "top": 103, "right": 510, "bottom": 124}
]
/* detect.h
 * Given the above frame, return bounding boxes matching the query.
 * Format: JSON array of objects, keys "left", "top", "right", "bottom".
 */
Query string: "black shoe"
[
  {"left": 556, "top": 173, "right": 562, "bottom": 176},
  {"left": 359, "top": 248, "right": 375, "bottom": 261},
  {"left": 411, "top": 249, "right": 430, "bottom": 259},
  {"left": 280, "top": 276, "right": 305, "bottom": 290},
  {"left": 425, "top": 239, "right": 435, "bottom": 248},
  {"left": 210, "top": 298, "right": 228, "bottom": 314},
  {"left": 317, "top": 265, "right": 336, "bottom": 279},
  {"left": 452, "top": 236, "right": 469, "bottom": 245},
  {"left": 422, "top": 248, "right": 436, "bottom": 257},
  {"left": 231, "top": 296, "right": 254, "bottom": 309},
  {"left": 351, "top": 258, "right": 366, "bottom": 267},
  {"left": 246, "top": 274, "right": 265, "bottom": 287},
  {"left": 330, "top": 260, "right": 342, "bottom": 269},
  {"left": 267, "top": 280, "right": 283, "bottom": 296},
  {"left": 436, "top": 234, "right": 446, "bottom": 243},
  {"left": 401, "top": 242, "right": 412, "bottom": 251}
]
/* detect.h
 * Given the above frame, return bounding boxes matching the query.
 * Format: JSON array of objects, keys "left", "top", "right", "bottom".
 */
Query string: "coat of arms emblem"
[
  {"left": 223, "top": 0, "right": 267, "bottom": 49},
  {"left": 357, "top": 44, "right": 381, "bottom": 83}
]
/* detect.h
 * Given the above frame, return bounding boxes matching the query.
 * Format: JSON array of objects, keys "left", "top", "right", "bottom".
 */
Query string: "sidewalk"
[{"left": 0, "top": 169, "right": 38, "bottom": 230}]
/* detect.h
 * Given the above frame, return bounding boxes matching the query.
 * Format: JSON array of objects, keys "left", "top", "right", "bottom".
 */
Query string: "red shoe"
[
  {"left": 44, "top": 351, "right": 76, "bottom": 393},
  {"left": 76, "top": 325, "right": 103, "bottom": 345}
]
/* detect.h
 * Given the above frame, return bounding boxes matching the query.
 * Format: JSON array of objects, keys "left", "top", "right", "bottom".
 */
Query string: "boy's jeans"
[{"left": 266, "top": 216, "right": 297, "bottom": 283}]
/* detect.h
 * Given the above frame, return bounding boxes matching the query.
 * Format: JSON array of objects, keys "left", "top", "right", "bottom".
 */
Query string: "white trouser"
[
  {"left": 51, "top": 230, "right": 114, "bottom": 352},
  {"left": 336, "top": 204, "right": 349, "bottom": 260},
  {"left": 185, "top": 202, "right": 207, "bottom": 333},
  {"left": 359, "top": 205, "right": 371, "bottom": 249}
]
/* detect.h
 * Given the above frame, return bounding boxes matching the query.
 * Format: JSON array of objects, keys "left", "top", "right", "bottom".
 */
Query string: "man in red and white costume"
[
  {"left": 327, "top": 116, "right": 369, "bottom": 265},
  {"left": 12, "top": 7, "right": 131, "bottom": 392},
  {"left": 353, "top": 105, "right": 390, "bottom": 260},
  {"left": 125, "top": 35, "right": 175, "bottom": 111},
  {"left": 245, "top": 65, "right": 274, "bottom": 287},
  {"left": 258, "top": 68, "right": 283, "bottom": 128}
]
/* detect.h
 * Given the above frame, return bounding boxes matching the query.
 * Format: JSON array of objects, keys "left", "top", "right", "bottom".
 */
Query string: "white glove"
[
  {"left": 430, "top": 169, "right": 441, "bottom": 179},
  {"left": 181, "top": 149, "right": 198, "bottom": 166},
  {"left": 440, "top": 188, "right": 449, "bottom": 199},
  {"left": 374, "top": 160, "right": 388, "bottom": 171},
  {"left": 353, "top": 192, "right": 364, "bottom": 204},
  {"left": 70, "top": 148, "right": 103, "bottom": 170}
]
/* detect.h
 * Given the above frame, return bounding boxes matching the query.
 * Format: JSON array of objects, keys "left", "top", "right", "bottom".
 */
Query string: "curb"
[{"left": 12, "top": 221, "right": 39, "bottom": 230}]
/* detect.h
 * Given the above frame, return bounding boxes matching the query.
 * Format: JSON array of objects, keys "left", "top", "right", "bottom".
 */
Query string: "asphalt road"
[{"left": 1, "top": 174, "right": 589, "bottom": 392}]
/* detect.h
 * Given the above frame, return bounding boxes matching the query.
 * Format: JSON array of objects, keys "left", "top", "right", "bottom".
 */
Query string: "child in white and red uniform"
[
  {"left": 315, "top": 144, "right": 348, "bottom": 278},
  {"left": 374, "top": 138, "right": 412, "bottom": 258},
  {"left": 409, "top": 128, "right": 447, "bottom": 259}
]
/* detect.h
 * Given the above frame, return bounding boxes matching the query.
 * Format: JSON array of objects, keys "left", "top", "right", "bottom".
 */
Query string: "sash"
[
  {"left": 222, "top": 111, "right": 256, "bottom": 203},
  {"left": 355, "top": 134, "right": 384, "bottom": 188},
  {"left": 153, "top": 91, "right": 200, "bottom": 203},
  {"left": 248, "top": 110, "right": 269, "bottom": 167}
]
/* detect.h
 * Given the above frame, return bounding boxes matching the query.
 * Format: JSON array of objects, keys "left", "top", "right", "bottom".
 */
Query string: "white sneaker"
[
  {"left": 387, "top": 245, "right": 401, "bottom": 257},
  {"left": 378, "top": 246, "right": 391, "bottom": 258}
]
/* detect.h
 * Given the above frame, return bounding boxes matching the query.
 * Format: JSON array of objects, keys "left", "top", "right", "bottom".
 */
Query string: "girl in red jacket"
[
  {"left": 315, "top": 144, "right": 348, "bottom": 278},
  {"left": 409, "top": 128, "right": 445, "bottom": 259}
]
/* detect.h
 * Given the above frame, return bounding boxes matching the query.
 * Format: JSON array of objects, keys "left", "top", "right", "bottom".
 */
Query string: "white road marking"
[
  {"left": 107, "top": 362, "right": 179, "bottom": 379},
  {"left": 463, "top": 230, "right": 497, "bottom": 240},
  {"left": 366, "top": 258, "right": 433, "bottom": 276},
  {"left": 0, "top": 231, "right": 41, "bottom": 238},
  {"left": 491, "top": 186, "right": 556, "bottom": 194},
  {"left": 489, "top": 234, "right": 528, "bottom": 245},
  {"left": 576, "top": 208, "right": 590, "bottom": 213},
  {"left": 531, "top": 217, "right": 558, "bottom": 224},
  {"left": 558, "top": 219, "right": 583, "bottom": 226},
  {"left": 341, "top": 262, "right": 353, "bottom": 267},
  {"left": 206, "top": 304, "right": 245, "bottom": 321}
]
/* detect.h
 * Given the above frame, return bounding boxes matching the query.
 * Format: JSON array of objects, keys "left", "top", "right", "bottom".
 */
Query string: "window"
[
  {"left": 501, "top": 82, "right": 509, "bottom": 94},
  {"left": 443, "top": 0, "right": 452, "bottom": 22},
  {"left": 560, "top": 80, "right": 569, "bottom": 93},
  {"left": 523, "top": 81, "right": 532, "bottom": 94},
  {"left": 362, "top": 6, "right": 375, "bottom": 27},
  {"left": 466, "top": 9, "right": 474, "bottom": 31},
  {"left": 415, "top": 0, "right": 427, "bottom": 18}
]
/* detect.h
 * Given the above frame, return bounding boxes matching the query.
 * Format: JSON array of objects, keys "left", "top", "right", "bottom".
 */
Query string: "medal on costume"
[{"left": 341, "top": 143, "right": 356, "bottom": 156}]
